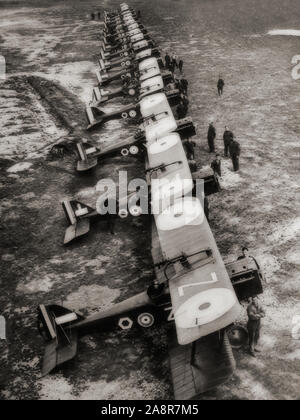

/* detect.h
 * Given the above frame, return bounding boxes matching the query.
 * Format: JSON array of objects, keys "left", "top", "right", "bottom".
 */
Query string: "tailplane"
[
  {"left": 37, "top": 304, "right": 84, "bottom": 375},
  {"left": 62, "top": 199, "right": 95, "bottom": 244}
]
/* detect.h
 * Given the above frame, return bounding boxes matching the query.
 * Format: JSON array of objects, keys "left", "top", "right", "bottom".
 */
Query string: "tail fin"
[
  {"left": 76, "top": 142, "right": 98, "bottom": 172},
  {"left": 62, "top": 200, "right": 94, "bottom": 244},
  {"left": 37, "top": 304, "right": 83, "bottom": 375}
]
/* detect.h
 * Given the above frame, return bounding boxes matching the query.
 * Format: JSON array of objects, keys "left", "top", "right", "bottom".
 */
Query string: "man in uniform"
[
  {"left": 176, "top": 101, "right": 188, "bottom": 120},
  {"left": 247, "top": 296, "right": 265, "bottom": 357},
  {"left": 188, "top": 159, "right": 198, "bottom": 173},
  {"left": 217, "top": 76, "right": 225, "bottom": 96},
  {"left": 207, "top": 122, "right": 216, "bottom": 153},
  {"left": 180, "top": 78, "right": 188, "bottom": 95},
  {"left": 229, "top": 137, "right": 241, "bottom": 171},
  {"left": 178, "top": 59, "right": 184, "bottom": 74},
  {"left": 171, "top": 53, "right": 178, "bottom": 71},
  {"left": 183, "top": 138, "right": 196, "bottom": 160},
  {"left": 165, "top": 53, "right": 171, "bottom": 71},
  {"left": 211, "top": 153, "right": 221, "bottom": 177},
  {"left": 223, "top": 126, "right": 233, "bottom": 157}
]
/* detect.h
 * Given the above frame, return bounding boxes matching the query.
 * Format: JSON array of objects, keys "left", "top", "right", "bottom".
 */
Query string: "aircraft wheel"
[
  {"left": 126, "top": 72, "right": 131, "bottom": 78},
  {"left": 124, "top": 52, "right": 129, "bottom": 57},
  {"left": 125, "top": 60, "right": 131, "bottom": 66},
  {"left": 118, "top": 208, "right": 128, "bottom": 218},
  {"left": 129, "top": 109, "right": 137, "bottom": 118},
  {"left": 121, "top": 74, "right": 126, "bottom": 80},
  {"left": 121, "top": 61, "right": 126, "bottom": 67},
  {"left": 129, "top": 205, "right": 142, "bottom": 217},
  {"left": 129, "top": 145, "right": 139, "bottom": 155},
  {"left": 37, "top": 319, "right": 50, "bottom": 342},
  {"left": 226, "top": 324, "right": 248, "bottom": 349},
  {"left": 137, "top": 312, "right": 155, "bottom": 328},
  {"left": 121, "top": 148, "right": 129, "bottom": 156},
  {"left": 120, "top": 52, "right": 124, "bottom": 57},
  {"left": 121, "top": 112, "right": 128, "bottom": 119}
]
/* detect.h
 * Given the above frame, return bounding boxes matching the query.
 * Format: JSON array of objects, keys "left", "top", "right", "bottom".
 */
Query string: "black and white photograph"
[{"left": 0, "top": 0, "right": 300, "bottom": 402}]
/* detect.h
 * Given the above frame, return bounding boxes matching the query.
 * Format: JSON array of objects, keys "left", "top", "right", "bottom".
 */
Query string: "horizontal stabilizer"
[
  {"left": 77, "top": 157, "right": 98, "bottom": 172},
  {"left": 64, "top": 219, "right": 90, "bottom": 244},
  {"left": 42, "top": 333, "right": 78, "bottom": 376},
  {"left": 38, "top": 304, "right": 81, "bottom": 375}
]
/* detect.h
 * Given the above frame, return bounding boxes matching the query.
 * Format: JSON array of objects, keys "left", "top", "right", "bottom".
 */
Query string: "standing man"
[
  {"left": 188, "top": 159, "right": 198, "bottom": 173},
  {"left": 207, "top": 122, "right": 216, "bottom": 153},
  {"left": 178, "top": 59, "right": 184, "bottom": 74},
  {"left": 180, "top": 78, "right": 188, "bottom": 95},
  {"left": 181, "top": 94, "right": 189, "bottom": 110},
  {"left": 217, "top": 76, "right": 225, "bottom": 96},
  {"left": 211, "top": 153, "right": 222, "bottom": 177},
  {"left": 171, "top": 53, "right": 178, "bottom": 72},
  {"left": 229, "top": 137, "right": 241, "bottom": 171},
  {"left": 183, "top": 138, "right": 196, "bottom": 160},
  {"left": 176, "top": 102, "right": 188, "bottom": 120},
  {"left": 223, "top": 126, "right": 233, "bottom": 157},
  {"left": 106, "top": 212, "right": 116, "bottom": 235},
  {"left": 165, "top": 52, "right": 171, "bottom": 71},
  {"left": 247, "top": 297, "right": 265, "bottom": 357}
]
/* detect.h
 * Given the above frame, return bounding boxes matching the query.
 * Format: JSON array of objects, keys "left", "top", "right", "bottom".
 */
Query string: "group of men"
[
  {"left": 208, "top": 123, "right": 241, "bottom": 172},
  {"left": 165, "top": 52, "right": 184, "bottom": 74},
  {"left": 91, "top": 12, "right": 101, "bottom": 20}
]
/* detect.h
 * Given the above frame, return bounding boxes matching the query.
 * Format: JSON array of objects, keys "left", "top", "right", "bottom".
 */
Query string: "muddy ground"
[{"left": 0, "top": 0, "right": 300, "bottom": 400}]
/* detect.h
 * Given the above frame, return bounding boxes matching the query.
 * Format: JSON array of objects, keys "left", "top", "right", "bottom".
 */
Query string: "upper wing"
[{"left": 145, "top": 127, "right": 241, "bottom": 345}]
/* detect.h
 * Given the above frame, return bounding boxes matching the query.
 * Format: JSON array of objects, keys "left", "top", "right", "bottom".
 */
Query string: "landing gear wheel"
[
  {"left": 147, "top": 283, "right": 165, "bottom": 301},
  {"left": 137, "top": 312, "right": 155, "bottom": 328},
  {"left": 121, "top": 112, "right": 128, "bottom": 119},
  {"left": 37, "top": 319, "right": 49, "bottom": 342},
  {"left": 227, "top": 324, "right": 249, "bottom": 349},
  {"left": 125, "top": 60, "right": 131, "bottom": 66}
]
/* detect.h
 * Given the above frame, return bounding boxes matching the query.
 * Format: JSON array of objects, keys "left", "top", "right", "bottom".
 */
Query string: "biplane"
[
  {"left": 99, "top": 39, "right": 158, "bottom": 62},
  {"left": 92, "top": 72, "right": 173, "bottom": 105},
  {"left": 98, "top": 46, "right": 161, "bottom": 73},
  {"left": 100, "top": 26, "right": 151, "bottom": 47},
  {"left": 84, "top": 94, "right": 195, "bottom": 170},
  {"left": 96, "top": 55, "right": 173, "bottom": 87},
  {"left": 61, "top": 185, "right": 146, "bottom": 244},
  {"left": 37, "top": 3, "right": 263, "bottom": 400}
]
